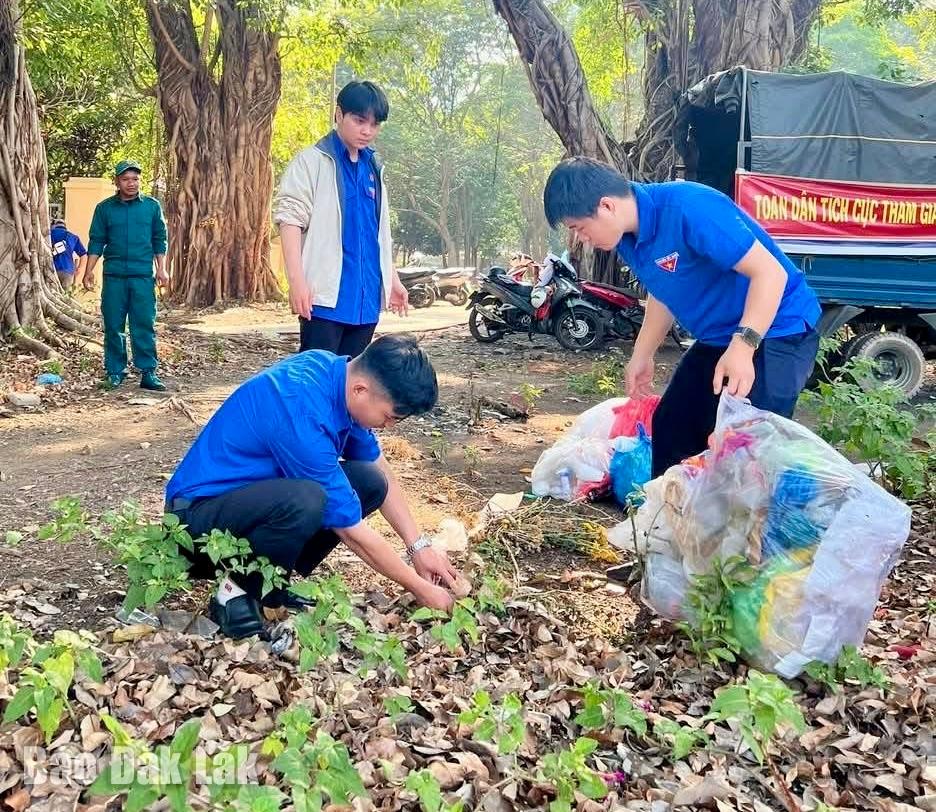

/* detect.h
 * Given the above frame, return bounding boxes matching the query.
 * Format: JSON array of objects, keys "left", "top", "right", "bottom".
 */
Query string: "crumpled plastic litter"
[
  {"left": 532, "top": 396, "right": 659, "bottom": 502},
  {"left": 609, "top": 424, "right": 652, "bottom": 507},
  {"left": 637, "top": 393, "right": 911, "bottom": 677}
]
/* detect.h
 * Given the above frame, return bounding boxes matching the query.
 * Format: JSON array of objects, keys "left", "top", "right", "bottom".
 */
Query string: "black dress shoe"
[
  {"left": 260, "top": 588, "right": 314, "bottom": 612},
  {"left": 209, "top": 595, "right": 264, "bottom": 639}
]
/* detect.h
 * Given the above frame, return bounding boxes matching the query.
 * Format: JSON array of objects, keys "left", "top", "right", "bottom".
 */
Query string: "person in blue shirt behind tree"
[
  {"left": 543, "top": 157, "right": 821, "bottom": 479},
  {"left": 275, "top": 80, "right": 410, "bottom": 357},
  {"left": 49, "top": 218, "right": 88, "bottom": 292},
  {"left": 165, "top": 335, "right": 461, "bottom": 640}
]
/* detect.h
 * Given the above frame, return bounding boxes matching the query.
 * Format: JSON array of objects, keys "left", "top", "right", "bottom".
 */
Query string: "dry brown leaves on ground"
[{"left": 0, "top": 525, "right": 934, "bottom": 812}]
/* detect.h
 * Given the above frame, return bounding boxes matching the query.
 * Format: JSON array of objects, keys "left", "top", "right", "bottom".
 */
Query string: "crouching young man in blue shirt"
[
  {"left": 165, "top": 335, "right": 460, "bottom": 639},
  {"left": 544, "top": 158, "right": 821, "bottom": 478}
]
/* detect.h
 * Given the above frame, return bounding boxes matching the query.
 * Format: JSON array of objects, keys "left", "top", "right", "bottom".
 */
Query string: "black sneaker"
[
  {"left": 261, "top": 588, "right": 314, "bottom": 613},
  {"left": 209, "top": 595, "right": 264, "bottom": 639}
]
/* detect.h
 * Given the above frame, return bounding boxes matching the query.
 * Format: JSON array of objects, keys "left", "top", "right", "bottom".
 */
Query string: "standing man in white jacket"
[{"left": 275, "top": 80, "right": 409, "bottom": 355}]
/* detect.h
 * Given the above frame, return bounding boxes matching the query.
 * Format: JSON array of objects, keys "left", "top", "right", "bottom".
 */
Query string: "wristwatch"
[
  {"left": 405, "top": 533, "right": 433, "bottom": 564},
  {"left": 733, "top": 326, "right": 763, "bottom": 350}
]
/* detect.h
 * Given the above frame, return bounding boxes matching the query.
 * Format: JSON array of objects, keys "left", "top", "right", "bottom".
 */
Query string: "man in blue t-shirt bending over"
[
  {"left": 165, "top": 335, "right": 460, "bottom": 639},
  {"left": 544, "top": 157, "right": 821, "bottom": 478}
]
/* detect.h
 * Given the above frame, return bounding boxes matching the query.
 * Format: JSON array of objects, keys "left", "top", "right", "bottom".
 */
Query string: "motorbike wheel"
[
  {"left": 410, "top": 285, "right": 437, "bottom": 309},
  {"left": 554, "top": 306, "right": 604, "bottom": 351},
  {"left": 468, "top": 299, "right": 507, "bottom": 343},
  {"left": 447, "top": 286, "right": 469, "bottom": 306}
]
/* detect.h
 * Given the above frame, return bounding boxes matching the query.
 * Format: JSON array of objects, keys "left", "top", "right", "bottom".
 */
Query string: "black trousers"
[
  {"left": 169, "top": 461, "right": 388, "bottom": 596},
  {"left": 651, "top": 329, "right": 819, "bottom": 478},
  {"left": 299, "top": 316, "right": 377, "bottom": 357}
]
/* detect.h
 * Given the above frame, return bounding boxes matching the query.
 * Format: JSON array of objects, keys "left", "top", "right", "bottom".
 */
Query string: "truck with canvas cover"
[{"left": 674, "top": 67, "right": 936, "bottom": 396}]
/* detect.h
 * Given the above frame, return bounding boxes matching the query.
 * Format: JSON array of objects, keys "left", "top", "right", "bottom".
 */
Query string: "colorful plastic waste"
[
  {"left": 532, "top": 396, "right": 659, "bottom": 502},
  {"left": 609, "top": 424, "right": 652, "bottom": 506},
  {"left": 36, "top": 373, "right": 63, "bottom": 385},
  {"left": 637, "top": 393, "right": 911, "bottom": 678}
]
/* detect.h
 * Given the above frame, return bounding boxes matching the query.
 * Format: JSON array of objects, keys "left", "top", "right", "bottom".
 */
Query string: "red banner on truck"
[{"left": 735, "top": 172, "right": 936, "bottom": 242}]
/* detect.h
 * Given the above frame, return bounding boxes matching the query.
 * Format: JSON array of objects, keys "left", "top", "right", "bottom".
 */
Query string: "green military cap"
[{"left": 114, "top": 160, "right": 142, "bottom": 176}]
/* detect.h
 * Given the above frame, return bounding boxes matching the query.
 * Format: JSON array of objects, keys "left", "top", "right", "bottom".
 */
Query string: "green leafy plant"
[
  {"left": 678, "top": 555, "right": 756, "bottom": 666},
  {"left": 428, "top": 432, "right": 449, "bottom": 463},
  {"left": 411, "top": 599, "right": 480, "bottom": 651},
  {"left": 0, "top": 614, "right": 33, "bottom": 681},
  {"left": 519, "top": 382, "right": 544, "bottom": 412},
  {"left": 653, "top": 718, "right": 709, "bottom": 760},
  {"left": 208, "top": 335, "right": 227, "bottom": 364},
  {"left": 462, "top": 444, "right": 482, "bottom": 476},
  {"left": 91, "top": 713, "right": 260, "bottom": 812},
  {"left": 90, "top": 714, "right": 202, "bottom": 812},
  {"left": 573, "top": 682, "right": 647, "bottom": 736},
  {"left": 567, "top": 353, "right": 626, "bottom": 397},
  {"left": 99, "top": 503, "right": 196, "bottom": 611},
  {"left": 705, "top": 671, "right": 805, "bottom": 764},
  {"left": 41, "top": 499, "right": 285, "bottom": 613},
  {"left": 476, "top": 576, "right": 510, "bottom": 615},
  {"left": 270, "top": 728, "right": 367, "bottom": 812},
  {"left": 291, "top": 575, "right": 358, "bottom": 672},
  {"left": 352, "top": 628, "right": 408, "bottom": 680},
  {"left": 4, "top": 629, "right": 103, "bottom": 743},
  {"left": 383, "top": 692, "right": 415, "bottom": 718},
  {"left": 39, "top": 358, "right": 64, "bottom": 376},
  {"left": 200, "top": 528, "right": 286, "bottom": 599},
  {"left": 804, "top": 645, "right": 888, "bottom": 691},
  {"left": 800, "top": 350, "right": 934, "bottom": 499},
  {"left": 458, "top": 690, "right": 526, "bottom": 754},
  {"left": 406, "top": 769, "right": 464, "bottom": 812},
  {"left": 537, "top": 737, "right": 608, "bottom": 812},
  {"left": 38, "top": 496, "right": 91, "bottom": 543},
  {"left": 262, "top": 705, "right": 316, "bottom": 758}
]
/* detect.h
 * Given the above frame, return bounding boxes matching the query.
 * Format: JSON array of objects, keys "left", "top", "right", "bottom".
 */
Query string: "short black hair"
[
  {"left": 543, "top": 157, "right": 633, "bottom": 228},
  {"left": 336, "top": 80, "right": 390, "bottom": 124},
  {"left": 356, "top": 334, "right": 437, "bottom": 417}
]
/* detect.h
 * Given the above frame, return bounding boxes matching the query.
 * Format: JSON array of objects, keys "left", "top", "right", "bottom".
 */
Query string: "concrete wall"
[{"left": 62, "top": 177, "right": 114, "bottom": 247}]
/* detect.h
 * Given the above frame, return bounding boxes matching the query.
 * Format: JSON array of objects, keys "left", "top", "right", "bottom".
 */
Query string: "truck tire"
[{"left": 850, "top": 331, "right": 926, "bottom": 397}]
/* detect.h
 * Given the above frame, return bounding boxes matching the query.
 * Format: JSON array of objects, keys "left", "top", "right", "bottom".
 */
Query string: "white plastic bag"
[
  {"left": 639, "top": 393, "right": 911, "bottom": 677},
  {"left": 531, "top": 438, "right": 613, "bottom": 500}
]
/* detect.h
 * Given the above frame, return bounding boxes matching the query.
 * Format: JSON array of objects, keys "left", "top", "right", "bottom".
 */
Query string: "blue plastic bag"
[{"left": 610, "top": 423, "right": 652, "bottom": 506}]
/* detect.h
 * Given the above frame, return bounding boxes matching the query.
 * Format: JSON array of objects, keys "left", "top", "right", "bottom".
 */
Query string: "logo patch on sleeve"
[{"left": 655, "top": 252, "right": 679, "bottom": 273}]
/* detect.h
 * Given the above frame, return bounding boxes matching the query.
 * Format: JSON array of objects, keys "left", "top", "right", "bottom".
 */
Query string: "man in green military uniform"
[{"left": 83, "top": 160, "right": 169, "bottom": 391}]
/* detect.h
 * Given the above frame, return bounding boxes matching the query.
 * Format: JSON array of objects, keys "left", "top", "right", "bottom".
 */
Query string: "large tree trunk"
[
  {"left": 492, "top": 0, "right": 634, "bottom": 174},
  {"left": 494, "top": 0, "right": 820, "bottom": 183},
  {"left": 145, "top": 0, "right": 281, "bottom": 307},
  {"left": 0, "top": 2, "right": 96, "bottom": 356},
  {"left": 631, "top": 0, "right": 820, "bottom": 179},
  {"left": 493, "top": 0, "right": 819, "bottom": 280}
]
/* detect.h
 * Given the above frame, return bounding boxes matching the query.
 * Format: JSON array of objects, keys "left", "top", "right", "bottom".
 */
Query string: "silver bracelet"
[{"left": 405, "top": 533, "right": 433, "bottom": 564}]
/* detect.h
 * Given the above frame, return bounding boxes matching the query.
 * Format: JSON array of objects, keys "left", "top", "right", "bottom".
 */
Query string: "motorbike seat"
[
  {"left": 584, "top": 281, "right": 641, "bottom": 298},
  {"left": 494, "top": 273, "right": 531, "bottom": 287}
]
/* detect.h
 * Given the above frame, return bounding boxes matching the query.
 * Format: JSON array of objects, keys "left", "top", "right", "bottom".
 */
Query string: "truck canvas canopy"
[{"left": 674, "top": 67, "right": 936, "bottom": 256}]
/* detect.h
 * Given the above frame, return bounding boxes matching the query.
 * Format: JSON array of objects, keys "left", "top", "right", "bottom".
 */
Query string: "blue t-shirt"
[
  {"left": 50, "top": 226, "right": 87, "bottom": 274},
  {"left": 165, "top": 351, "right": 381, "bottom": 529},
  {"left": 616, "top": 182, "right": 820, "bottom": 345},
  {"left": 313, "top": 131, "right": 382, "bottom": 326}
]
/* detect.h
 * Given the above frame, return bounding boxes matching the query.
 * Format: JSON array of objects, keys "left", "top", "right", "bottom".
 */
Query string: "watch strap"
[{"left": 405, "top": 533, "right": 433, "bottom": 563}]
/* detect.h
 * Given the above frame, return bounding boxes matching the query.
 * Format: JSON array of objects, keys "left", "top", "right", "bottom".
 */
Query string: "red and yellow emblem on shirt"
[{"left": 654, "top": 252, "right": 679, "bottom": 272}]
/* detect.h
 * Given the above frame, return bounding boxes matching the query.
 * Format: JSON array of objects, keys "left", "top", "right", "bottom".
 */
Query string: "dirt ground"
[
  {"left": 0, "top": 301, "right": 932, "bottom": 642},
  {"left": 0, "top": 302, "right": 690, "bottom": 640}
]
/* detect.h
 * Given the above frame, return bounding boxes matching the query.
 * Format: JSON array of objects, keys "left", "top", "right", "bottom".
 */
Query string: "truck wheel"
[{"left": 850, "top": 331, "right": 926, "bottom": 397}]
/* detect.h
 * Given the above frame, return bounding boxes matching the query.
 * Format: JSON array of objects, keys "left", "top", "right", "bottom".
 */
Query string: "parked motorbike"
[
  {"left": 467, "top": 259, "right": 605, "bottom": 351},
  {"left": 579, "top": 277, "right": 692, "bottom": 347},
  {"left": 434, "top": 267, "right": 474, "bottom": 306},
  {"left": 397, "top": 267, "right": 438, "bottom": 309}
]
